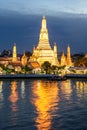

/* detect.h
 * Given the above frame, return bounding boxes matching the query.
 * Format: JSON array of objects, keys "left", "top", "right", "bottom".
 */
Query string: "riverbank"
[
  {"left": 0, "top": 74, "right": 65, "bottom": 80},
  {"left": 65, "top": 74, "right": 87, "bottom": 78},
  {"left": 0, "top": 74, "right": 87, "bottom": 80}
]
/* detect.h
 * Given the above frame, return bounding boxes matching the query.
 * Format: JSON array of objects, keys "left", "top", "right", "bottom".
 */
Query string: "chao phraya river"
[{"left": 0, "top": 79, "right": 87, "bottom": 130}]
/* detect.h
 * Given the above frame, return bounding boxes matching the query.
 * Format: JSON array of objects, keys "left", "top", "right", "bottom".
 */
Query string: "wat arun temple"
[
  {"left": 0, "top": 16, "right": 72, "bottom": 71},
  {"left": 30, "top": 16, "right": 72, "bottom": 67}
]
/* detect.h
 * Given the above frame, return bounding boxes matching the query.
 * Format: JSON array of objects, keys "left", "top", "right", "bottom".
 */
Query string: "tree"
[
  {"left": 41, "top": 61, "right": 51, "bottom": 74},
  {"left": 22, "top": 65, "right": 32, "bottom": 74},
  {"left": 51, "top": 65, "right": 58, "bottom": 74},
  {"left": 56, "top": 65, "right": 66, "bottom": 75}
]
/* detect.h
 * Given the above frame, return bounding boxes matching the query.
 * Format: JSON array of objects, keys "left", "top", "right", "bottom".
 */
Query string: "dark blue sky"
[{"left": 0, "top": 0, "right": 87, "bottom": 54}]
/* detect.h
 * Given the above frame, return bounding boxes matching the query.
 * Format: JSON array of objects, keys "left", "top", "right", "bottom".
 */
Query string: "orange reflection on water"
[
  {"left": 59, "top": 80, "right": 72, "bottom": 100},
  {"left": 0, "top": 81, "right": 3, "bottom": 109},
  {"left": 32, "top": 81, "right": 59, "bottom": 130},
  {"left": 9, "top": 81, "right": 19, "bottom": 112},
  {"left": 76, "top": 81, "right": 87, "bottom": 97},
  {"left": 0, "top": 81, "right": 3, "bottom": 101}
]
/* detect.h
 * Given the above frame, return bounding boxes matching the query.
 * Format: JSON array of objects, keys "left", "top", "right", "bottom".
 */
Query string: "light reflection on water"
[
  {"left": 0, "top": 79, "right": 87, "bottom": 130},
  {"left": 9, "top": 81, "right": 19, "bottom": 112},
  {"left": 59, "top": 80, "right": 72, "bottom": 100},
  {"left": 75, "top": 81, "right": 87, "bottom": 97},
  {"left": 21, "top": 81, "right": 25, "bottom": 99},
  {"left": 0, "top": 81, "right": 4, "bottom": 109},
  {"left": 31, "top": 81, "right": 59, "bottom": 130}
]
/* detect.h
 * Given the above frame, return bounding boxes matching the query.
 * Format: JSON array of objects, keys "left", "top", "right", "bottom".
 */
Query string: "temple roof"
[{"left": 29, "top": 61, "right": 40, "bottom": 69}]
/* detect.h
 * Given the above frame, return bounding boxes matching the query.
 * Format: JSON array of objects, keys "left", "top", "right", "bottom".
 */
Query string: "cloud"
[{"left": 0, "top": 0, "right": 87, "bottom": 15}]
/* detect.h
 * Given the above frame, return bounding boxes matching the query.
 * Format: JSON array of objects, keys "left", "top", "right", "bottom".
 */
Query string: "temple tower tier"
[{"left": 37, "top": 16, "right": 51, "bottom": 50}]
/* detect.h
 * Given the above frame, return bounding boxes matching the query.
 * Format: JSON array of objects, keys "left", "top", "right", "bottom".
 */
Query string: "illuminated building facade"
[
  {"left": 30, "top": 16, "right": 72, "bottom": 67},
  {"left": 30, "top": 16, "right": 59, "bottom": 66}
]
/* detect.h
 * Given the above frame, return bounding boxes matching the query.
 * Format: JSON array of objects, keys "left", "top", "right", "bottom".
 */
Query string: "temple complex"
[
  {"left": 0, "top": 16, "right": 73, "bottom": 70},
  {"left": 30, "top": 16, "right": 59, "bottom": 66}
]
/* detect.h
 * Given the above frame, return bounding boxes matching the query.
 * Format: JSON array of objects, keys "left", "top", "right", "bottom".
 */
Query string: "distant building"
[
  {"left": 69, "top": 67, "right": 87, "bottom": 74},
  {"left": 84, "top": 53, "right": 87, "bottom": 58}
]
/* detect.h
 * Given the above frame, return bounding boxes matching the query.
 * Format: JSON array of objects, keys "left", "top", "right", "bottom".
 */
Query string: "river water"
[{"left": 0, "top": 79, "right": 87, "bottom": 130}]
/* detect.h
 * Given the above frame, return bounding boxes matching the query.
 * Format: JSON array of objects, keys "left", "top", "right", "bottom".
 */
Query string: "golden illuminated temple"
[
  {"left": 0, "top": 16, "right": 72, "bottom": 70},
  {"left": 30, "top": 16, "right": 59, "bottom": 66},
  {"left": 30, "top": 16, "right": 72, "bottom": 66}
]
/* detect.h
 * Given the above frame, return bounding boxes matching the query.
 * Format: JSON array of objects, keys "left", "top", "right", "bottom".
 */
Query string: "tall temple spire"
[
  {"left": 61, "top": 52, "right": 66, "bottom": 66},
  {"left": 37, "top": 16, "right": 51, "bottom": 50},
  {"left": 41, "top": 16, "right": 46, "bottom": 29},
  {"left": 53, "top": 42, "right": 59, "bottom": 65},
  {"left": 30, "top": 16, "right": 59, "bottom": 66},
  {"left": 12, "top": 43, "right": 17, "bottom": 62},
  {"left": 67, "top": 45, "right": 72, "bottom": 66}
]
